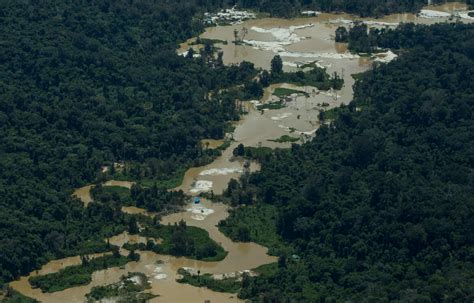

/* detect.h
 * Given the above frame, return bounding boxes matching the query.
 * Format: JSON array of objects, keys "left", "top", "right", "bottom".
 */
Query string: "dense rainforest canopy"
[
  {"left": 0, "top": 0, "right": 259, "bottom": 284},
  {"left": 195, "top": 0, "right": 472, "bottom": 18},
  {"left": 236, "top": 0, "right": 471, "bottom": 17},
  {"left": 227, "top": 23, "right": 474, "bottom": 302},
  {"left": 0, "top": 0, "right": 472, "bottom": 300}
]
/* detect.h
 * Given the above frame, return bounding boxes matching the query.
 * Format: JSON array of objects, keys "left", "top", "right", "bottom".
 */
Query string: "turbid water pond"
[
  {"left": 11, "top": 2, "right": 471, "bottom": 302},
  {"left": 180, "top": 2, "right": 471, "bottom": 150}
]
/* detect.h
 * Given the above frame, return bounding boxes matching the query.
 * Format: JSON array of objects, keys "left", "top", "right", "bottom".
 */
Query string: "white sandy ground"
[
  {"left": 249, "top": 100, "right": 263, "bottom": 107},
  {"left": 199, "top": 168, "right": 243, "bottom": 176},
  {"left": 180, "top": 267, "right": 198, "bottom": 274},
  {"left": 243, "top": 19, "right": 399, "bottom": 77},
  {"left": 251, "top": 24, "right": 314, "bottom": 43},
  {"left": 419, "top": 9, "right": 451, "bottom": 18},
  {"left": 127, "top": 275, "right": 142, "bottom": 285},
  {"left": 458, "top": 11, "right": 474, "bottom": 20},
  {"left": 243, "top": 24, "right": 313, "bottom": 52},
  {"left": 271, "top": 113, "right": 293, "bottom": 121},
  {"left": 205, "top": 7, "right": 256, "bottom": 25},
  {"left": 373, "top": 50, "right": 398, "bottom": 63},
  {"left": 328, "top": 19, "right": 399, "bottom": 27},
  {"left": 301, "top": 10, "right": 321, "bottom": 16},
  {"left": 244, "top": 27, "right": 360, "bottom": 60},
  {"left": 146, "top": 265, "right": 168, "bottom": 280},
  {"left": 244, "top": 22, "right": 394, "bottom": 76},
  {"left": 279, "top": 51, "right": 359, "bottom": 59},
  {"left": 189, "top": 180, "right": 213, "bottom": 193},
  {"left": 187, "top": 204, "right": 215, "bottom": 217},
  {"left": 178, "top": 51, "right": 201, "bottom": 58}
]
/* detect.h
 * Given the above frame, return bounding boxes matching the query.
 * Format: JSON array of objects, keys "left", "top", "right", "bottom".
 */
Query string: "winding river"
[{"left": 10, "top": 2, "right": 471, "bottom": 302}]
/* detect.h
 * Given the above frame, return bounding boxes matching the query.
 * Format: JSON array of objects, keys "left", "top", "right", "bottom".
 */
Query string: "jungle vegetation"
[
  {"left": 235, "top": 0, "right": 469, "bottom": 18},
  {"left": 91, "top": 184, "right": 186, "bottom": 214},
  {"left": 177, "top": 268, "right": 242, "bottom": 294},
  {"left": 85, "top": 272, "right": 156, "bottom": 303},
  {"left": 223, "top": 23, "right": 474, "bottom": 302},
  {"left": 1, "top": 1, "right": 472, "bottom": 302},
  {"left": 0, "top": 0, "right": 258, "bottom": 285},
  {"left": 128, "top": 220, "right": 228, "bottom": 261},
  {"left": 28, "top": 254, "right": 131, "bottom": 293}
]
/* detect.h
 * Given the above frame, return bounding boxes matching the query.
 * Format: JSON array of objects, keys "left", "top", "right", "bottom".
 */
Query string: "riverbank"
[
  {"left": 12, "top": 183, "right": 276, "bottom": 303},
  {"left": 8, "top": 3, "right": 472, "bottom": 302}
]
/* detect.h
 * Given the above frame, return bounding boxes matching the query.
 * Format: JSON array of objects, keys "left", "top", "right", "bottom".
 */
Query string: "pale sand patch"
[{"left": 189, "top": 180, "right": 213, "bottom": 193}]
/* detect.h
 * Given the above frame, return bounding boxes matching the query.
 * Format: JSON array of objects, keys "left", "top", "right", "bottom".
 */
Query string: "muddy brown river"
[
  {"left": 11, "top": 191, "right": 273, "bottom": 303},
  {"left": 11, "top": 2, "right": 471, "bottom": 302}
]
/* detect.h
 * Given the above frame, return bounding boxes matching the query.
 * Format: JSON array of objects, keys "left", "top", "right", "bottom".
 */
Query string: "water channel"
[{"left": 10, "top": 2, "right": 471, "bottom": 302}]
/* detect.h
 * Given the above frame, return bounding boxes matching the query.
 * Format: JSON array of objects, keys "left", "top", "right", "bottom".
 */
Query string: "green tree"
[
  {"left": 260, "top": 70, "right": 271, "bottom": 87},
  {"left": 335, "top": 26, "right": 349, "bottom": 42},
  {"left": 128, "top": 217, "right": 139, "bottom": 235},
  {"left": 233, "top": 144, "right": 245, "bottom": 157},
  {"left": 271, "top": 55, "right": 283, "bottom": 75}
]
